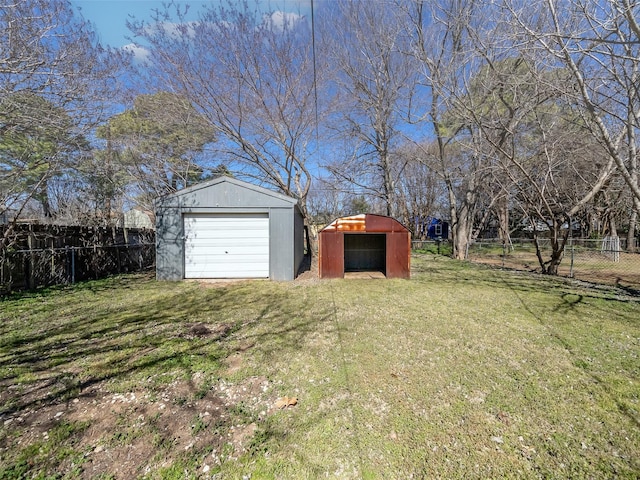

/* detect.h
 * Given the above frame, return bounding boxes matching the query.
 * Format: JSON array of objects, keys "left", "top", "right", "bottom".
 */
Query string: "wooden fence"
[{"left": 1, "top": 224, "right": 155, "bottom": 294}]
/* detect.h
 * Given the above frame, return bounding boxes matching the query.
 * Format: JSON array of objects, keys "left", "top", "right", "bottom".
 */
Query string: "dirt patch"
[
  {"left": 343, "top": 271, "right": 386, "bottom": 279},
  {"left": 294, "top": 254, "right": 320, "bottom": 284},
  {"left": 225, "top": 352, "right": 245, "bottom": 376},
  {"left": 0, "top": 374, "right": 275, "bottom": 479},
  {"left": 181, "top": 322, "right": 234, "bottom": 339}
]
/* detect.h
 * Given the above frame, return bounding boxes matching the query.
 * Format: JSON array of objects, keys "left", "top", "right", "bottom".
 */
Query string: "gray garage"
[{"left": 155, "top": 177, "right": 304, "bottom": 281}]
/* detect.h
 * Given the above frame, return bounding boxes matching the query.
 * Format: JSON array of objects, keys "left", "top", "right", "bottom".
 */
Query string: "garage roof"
[{"left": 156, "top": 176, "right": 300, "bottom": 209}]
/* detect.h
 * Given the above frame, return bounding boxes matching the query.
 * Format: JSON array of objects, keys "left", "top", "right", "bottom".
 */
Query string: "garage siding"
[{"left": 155, "top": 177, "right": 304, "bottom": 281}]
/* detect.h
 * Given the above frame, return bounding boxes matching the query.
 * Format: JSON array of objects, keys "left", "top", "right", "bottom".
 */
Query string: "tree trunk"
[
  {"left": 450, "top": 198, "right": 474, "bottom": 260},
  {"left": 41, "top": 195, "right": 53, "bottom": 219},
  {"left": 497, "top": 196, "right": 511, "bottom": 249},
  {"left": 627, "top": 199, "right": 639, "bottom": 252},
  {"left": 543, "top": 246, "right": 564, "bottom": 275},
  {"left": 607, "top": 210, "right": 618, "bottom": 238},
  {"left": 382, "top": 150, "right": 394, "bottom": 217},
  {"left": 533, "top": 221, "right": 570, "bottom": 275}
]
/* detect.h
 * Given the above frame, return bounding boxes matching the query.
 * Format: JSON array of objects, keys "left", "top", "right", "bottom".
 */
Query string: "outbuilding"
[
  {"left": 155, "top": 177, "right": 304, "bottom": 281},
  {"left": 319, "top": 214, "right": 411, "bottom": 279}
]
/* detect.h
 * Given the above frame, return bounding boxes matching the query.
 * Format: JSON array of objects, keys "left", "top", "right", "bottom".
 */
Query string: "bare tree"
[
  {"left": 323, "top": 0, "right": 416, "bottom": 217},
  {"left": 452, "top": 49, "right": 617, "bottom": 273},
  {"left": 392, "top": 143, "right": 447, "bottom": 234},
  {"left": 306, "top": 179, "right": 346, "bottom": 226},
  {"left": 402, "top": 0, "right": 504, "bottom": 259},
  {"left": 509, "top": 108, "right": 611, "bottom": 274},
  {"left": 1, "top": 0, "right": 106, "bottom": 102},
  {"left": 404, "top": 0, "right": 625, "bottom": 271},
  {"left": 504, "top": 0, "right": 640, "bottom": 246},
  {"left": 129, "top": 1, "right": 321, "bottom": 223}
]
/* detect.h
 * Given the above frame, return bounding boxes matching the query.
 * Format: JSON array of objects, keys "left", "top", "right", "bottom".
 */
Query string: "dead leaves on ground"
[{"left": 274, "top": 396, "right": 298, "bottom": 409}]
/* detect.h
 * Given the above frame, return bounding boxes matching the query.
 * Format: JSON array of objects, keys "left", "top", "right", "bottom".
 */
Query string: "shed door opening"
[
  {"left": 184, "top": 213, "right": 269, "bottom": 279},
  {"left": 344, "top": 234, "right": 386, "bottom": 273}
]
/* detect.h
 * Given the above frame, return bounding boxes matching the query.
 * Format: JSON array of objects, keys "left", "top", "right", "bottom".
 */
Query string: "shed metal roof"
[{"left": 321, "top": 214, "right": 409, "bottom": 233}]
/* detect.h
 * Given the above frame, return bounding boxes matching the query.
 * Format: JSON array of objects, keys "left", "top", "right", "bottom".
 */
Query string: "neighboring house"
[
  {"left": 123, "top": 209, "right": 154, "bottom": 230},
  {"left": 426, "top": 217, "right": 449, "bottom": 240},
  {"left": 413, "top": 216, "right": 449, "bottom": 240}
]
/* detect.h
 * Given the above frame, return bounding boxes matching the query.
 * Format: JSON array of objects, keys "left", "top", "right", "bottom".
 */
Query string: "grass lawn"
[{"left": 1, "top": 254, "right": 639, "bottom": 479}]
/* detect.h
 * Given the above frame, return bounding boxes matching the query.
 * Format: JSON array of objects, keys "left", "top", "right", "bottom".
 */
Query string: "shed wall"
[
  {"left": 156, "top": 206, "right": 184, "bottom": 280},
  {"left": 318, "top": 230, "right": 344, "bottom": 278},
  {"left": 386, "top": 232, "right": 411, "bottom": 278},
  {"left": 318, "top": 214, "right": 410, "bottom": 279},
  {"left": 269, "top": 207, "right": 297, "bottom": 281}
]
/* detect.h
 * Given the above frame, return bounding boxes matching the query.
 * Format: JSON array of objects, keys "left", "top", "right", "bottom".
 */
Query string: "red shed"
[{"left": 319, "top": 214, "right": 411, "bottom": 279}]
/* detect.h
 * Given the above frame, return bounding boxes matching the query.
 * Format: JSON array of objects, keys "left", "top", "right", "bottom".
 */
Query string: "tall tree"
[
  {"left": 1, "top": 0, "right": 120, "bottom": 238},
  {"left": 0, "top": 92, "right": 87, "bottom": 218},
  {"left": 508, "top": 105, "right": 611, "bottom": 274},
  {"left": 404, "top": 0, "right": 498, "bottom": 259},
  {"left": 97, "top": 91, "right": 215, "bottom": 211},
  {"left": 448, "top": 56, "right": 609, "bottom": 273}
]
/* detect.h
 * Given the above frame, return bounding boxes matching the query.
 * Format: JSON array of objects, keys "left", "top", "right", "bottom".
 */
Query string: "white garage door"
[{"left": 184, "top": 213, "right": 269, "bottom": 278}]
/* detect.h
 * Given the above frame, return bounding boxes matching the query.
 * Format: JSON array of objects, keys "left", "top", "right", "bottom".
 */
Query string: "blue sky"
[{"left": 71, "top": 0, "right": 314, "bottom": 48}]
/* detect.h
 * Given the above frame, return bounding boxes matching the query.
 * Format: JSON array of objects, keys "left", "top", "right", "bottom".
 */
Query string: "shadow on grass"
[
  {"left": 411, "top": 254, "right": 640, "bottom": 430},
  {"left": 413, "top": 254, "right": 639, "bottom": 321},
  {"left": 496, "top": 274, "right": 640, "bottom": 431},
  {"left": 201, "top": 285, "right": 337, "bottom": 371},
  {"left": 0, "top": 274, "right": 333, "bottom": 419}
]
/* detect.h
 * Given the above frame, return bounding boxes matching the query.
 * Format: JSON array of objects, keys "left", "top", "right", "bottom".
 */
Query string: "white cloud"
[
  {"left": 264, "top": 11, "right": 306, "bottom": 31},
  {"left": 122, "top": 43, "right": 151, "bottom": 63}
]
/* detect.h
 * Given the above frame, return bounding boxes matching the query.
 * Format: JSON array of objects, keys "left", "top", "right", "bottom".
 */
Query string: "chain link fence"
[
  {"left": 412, "top": 237, "right": 640, "bottom": 292},
  {"left": 464, "top": 238, "right": 640, "bottom": 292},
  {"left": 1, "top": 224, "right": 156, "bottom": 294},
  {"left": 0, "top": 243, "right": 155, "bottom": 294}
]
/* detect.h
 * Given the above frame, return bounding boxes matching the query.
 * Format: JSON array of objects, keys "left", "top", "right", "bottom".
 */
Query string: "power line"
[{"left": 310, "top": 0, "right": 319, "bottom": 146}]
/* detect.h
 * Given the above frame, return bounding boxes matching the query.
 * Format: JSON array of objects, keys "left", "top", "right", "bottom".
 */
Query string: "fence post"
[
  {"left": 27, "top": 228, "right": 35, "bottom": 290},
  {"left": 71, "top": 247, "right": 75, "bottom": 284},
  {"left": 569, "top": 245, "right": 575, "bottom": 278},
  {"left": 50, "top": 237, "right": 55, "bottom": 284}
]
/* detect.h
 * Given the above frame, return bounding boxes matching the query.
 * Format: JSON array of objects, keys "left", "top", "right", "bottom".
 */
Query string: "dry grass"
[{"left": 1, "top": 255, "right": 639, "bottom": 479}]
